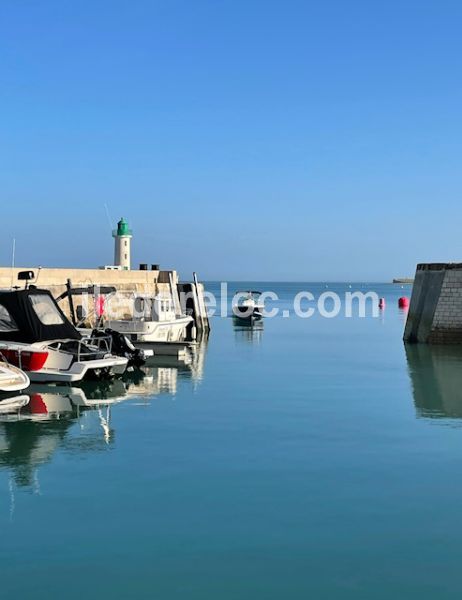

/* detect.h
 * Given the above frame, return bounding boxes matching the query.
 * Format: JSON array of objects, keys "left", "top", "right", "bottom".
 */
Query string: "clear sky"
[{"left": 1, "top": 0, "right": 461, "bottom": 281}]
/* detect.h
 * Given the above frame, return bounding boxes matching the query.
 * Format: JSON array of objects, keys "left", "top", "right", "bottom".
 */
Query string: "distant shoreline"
[{"left": 202, "top": 280, "right": 415, "bottom": 285}]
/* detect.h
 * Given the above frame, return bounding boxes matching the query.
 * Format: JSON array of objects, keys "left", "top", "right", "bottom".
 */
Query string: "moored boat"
[
  {"left": 58, "top": 284, "right": 194, "bottom": 357},
  {"left": 0, "top": 358, "right": 30, "bottom": 395},
  {"left": 0, "top": 285, "right": 128, "bottom": 383},
  {"left": 105, "top": 294, "right": 193, "bottom": 348},
  {"left": 233, "top": 291, "right": 265, "bottom": 321}
]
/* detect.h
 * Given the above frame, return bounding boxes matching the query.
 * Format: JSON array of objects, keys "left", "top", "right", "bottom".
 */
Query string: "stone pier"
[
  {"left": 0, "top": 266, "right": 175, "bottom": 319},
  {"left": 404, "top": 263, "right": 462, "bottom": 343}
]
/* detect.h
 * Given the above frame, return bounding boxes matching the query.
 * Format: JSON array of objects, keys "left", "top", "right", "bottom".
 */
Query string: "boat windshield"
[
  {"left": 29, "top": 294, "right": 65, "bottom": 325},
  {"left": 0, "top": 304, "right": 19, "bottom": 332},
  {"left": 235, "top": 291, "right": 262, "bottom": 299}
]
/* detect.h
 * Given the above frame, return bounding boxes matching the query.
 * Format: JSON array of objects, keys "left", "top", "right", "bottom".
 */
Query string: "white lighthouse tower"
[{"left": 112, "top": 217, "right": 132, "bottom": 270}]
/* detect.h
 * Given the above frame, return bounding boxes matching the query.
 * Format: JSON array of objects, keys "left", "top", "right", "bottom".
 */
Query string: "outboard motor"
[{"left": 91, "top": 328, "right": 148, "bottom": 367}]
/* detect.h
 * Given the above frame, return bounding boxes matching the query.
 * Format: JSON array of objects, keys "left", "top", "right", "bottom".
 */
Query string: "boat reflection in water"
[
  {"left": 0, "top": 395, "right": 30, "bottom": 417},
  {"left": 124, "top": 338, "right": 208, "bottom": 396},
  {"left": 232, "top": 317, "right": 264, "bottom": 344},
  {"left": 0, "top": 383, "right": 123, "bottom": 492},
  {"left": 0, "top": 338, "right": 208, "bottom": 496},
  {"left": 405, "top": 344, "right": 462, "bottom": 419}
]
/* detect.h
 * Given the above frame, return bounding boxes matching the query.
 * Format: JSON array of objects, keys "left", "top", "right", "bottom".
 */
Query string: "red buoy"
[
  {"left": 379, "top": 298, "right": 386, "bottom": 309},
  {"left": 398, "top": 297, "right": 409, "bottom": 308}
]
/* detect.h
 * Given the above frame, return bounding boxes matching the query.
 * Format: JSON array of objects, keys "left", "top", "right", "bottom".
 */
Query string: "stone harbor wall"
[
  {"left": 0, "top": 267, "right": 178, "bottom": 322},
  {"left": 430, "top": 269, "right": 462, "bottom": 342},
  {"left": 404, "top": 263, "right": 462, "bottom": 343}
]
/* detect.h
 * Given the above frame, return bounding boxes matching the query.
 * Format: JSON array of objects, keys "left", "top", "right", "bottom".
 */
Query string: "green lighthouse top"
[{"left": 113, "top": 217, "right": 132, "bottom": 237}]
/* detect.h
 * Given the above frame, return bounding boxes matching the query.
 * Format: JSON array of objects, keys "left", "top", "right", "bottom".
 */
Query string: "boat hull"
[
  {"left": 0, "top": 363, "right": 30, "bottom": 392},
  {"left": 106, "top": 316, "right": 193, "bottom": 344},
  {"left": 233, "top": 307, "right": 264, "bottom": 321},
  {"left": 25, "top": 357, "right": 128, "bottom": 383},
  {"left": 0, "top": 342, "right": 127, "bottom": 384}
]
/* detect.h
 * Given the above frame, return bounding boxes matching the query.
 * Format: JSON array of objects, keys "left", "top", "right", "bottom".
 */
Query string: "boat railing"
[
  {"left": 78, "top": 335, "right": 113, "bottom": 361},
  {"left": 0, "top": 352, "right": 12, "bottom": 368}
]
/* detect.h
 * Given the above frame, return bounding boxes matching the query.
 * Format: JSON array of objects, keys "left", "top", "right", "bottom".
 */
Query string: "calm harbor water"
[{"left": 2, "top": 282, "right": 462, "bottom": 598}]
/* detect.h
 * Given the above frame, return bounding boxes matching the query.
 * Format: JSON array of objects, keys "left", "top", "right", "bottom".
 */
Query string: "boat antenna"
[
  {"left": 10, "top": 238, "right": 16, "bottom": 288},
  {"left": 104, "top": 203, "right": 114, "bottom": 231},
  {"left": 35, "top": 266, "right": 42, "bottom": 285}
]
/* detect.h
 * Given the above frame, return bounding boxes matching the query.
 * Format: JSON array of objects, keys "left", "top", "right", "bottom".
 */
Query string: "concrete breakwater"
[
  {"left": 0, "top": 266, "right": 209, "bottom": 332},
  {"left": 404, "top": 263, "right": 462, "bottom": 344}
]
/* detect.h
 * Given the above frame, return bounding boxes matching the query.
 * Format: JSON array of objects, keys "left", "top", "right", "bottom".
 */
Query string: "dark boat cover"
[{"left": 0, "top": 288, "right": 81, "bottom": 343}]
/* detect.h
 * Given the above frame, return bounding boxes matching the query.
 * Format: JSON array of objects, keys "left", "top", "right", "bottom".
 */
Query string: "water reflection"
[
  {"left": 0, "top": 340, "right": 209, "bottom": 495},
  {"left": 0, "top": 395, "right": 30, "bottom": 416},
  {"left": 232, "top": 318, "right": 264, "bottom": 344},
  {"left": 0, "top": 384, "right": 127, "bottom": 490},
  {"left": 405, "top": 344, "right": 462, "bottom": 419}
]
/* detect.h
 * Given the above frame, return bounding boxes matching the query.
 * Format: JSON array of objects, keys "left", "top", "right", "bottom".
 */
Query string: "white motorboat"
[
  {"left": 105, "top": 294, "right": 193, "bottom": 347},
  {"left": 0, "top": 359, "right": 30, "bottom": 393},
  {"left": 233, "top": 291, "right": 265, "bottom": 321},
  {"left": 0, "top": 287, "right": 128, "bottom": 383}
]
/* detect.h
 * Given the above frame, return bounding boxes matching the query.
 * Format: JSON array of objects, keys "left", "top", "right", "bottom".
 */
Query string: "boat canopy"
[{"left": 0, "top": 288, "right": 81, "bottom": 343}]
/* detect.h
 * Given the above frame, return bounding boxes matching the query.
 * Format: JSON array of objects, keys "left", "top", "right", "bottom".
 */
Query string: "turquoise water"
[{"left": 2, "top": 282, "right": 462, "bottom": 598}]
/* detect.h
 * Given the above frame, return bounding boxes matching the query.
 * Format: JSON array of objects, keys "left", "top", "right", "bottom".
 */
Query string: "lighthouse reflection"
[
  {"left": 0, "top": 340, "right": 208, "bottom": 491},
  {"left": 405, "top": 344, "right": 462, "bottom": 419}
]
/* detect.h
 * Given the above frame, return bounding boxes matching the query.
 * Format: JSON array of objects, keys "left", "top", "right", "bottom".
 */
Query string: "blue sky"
[{"left": 1, "top": 0, "right": 461, "bottom": 281}]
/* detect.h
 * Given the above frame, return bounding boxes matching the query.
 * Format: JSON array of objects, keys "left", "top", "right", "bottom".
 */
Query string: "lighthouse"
[{"left": 112, "top": 217, "right": 132, "bottom": 270}]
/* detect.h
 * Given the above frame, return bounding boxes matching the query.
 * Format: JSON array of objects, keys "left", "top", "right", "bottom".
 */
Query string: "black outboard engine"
[{"left": 91, "top": 328, "right": 147, "bottom": 367}]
